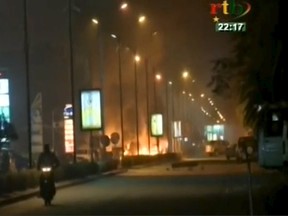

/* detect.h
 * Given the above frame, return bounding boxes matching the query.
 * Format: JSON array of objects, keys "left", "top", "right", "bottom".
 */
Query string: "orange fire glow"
[{"left": 104, "top": 125, "right": 168, "bottom": 156}]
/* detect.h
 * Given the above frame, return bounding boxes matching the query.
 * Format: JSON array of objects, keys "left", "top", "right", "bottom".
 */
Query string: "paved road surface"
[{"left": 0, "top": 160, "right": 278, "bottom": 215}]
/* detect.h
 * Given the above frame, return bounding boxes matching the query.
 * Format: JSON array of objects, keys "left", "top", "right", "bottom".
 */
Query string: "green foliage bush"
[
  {"left": 25, "top": 169, "right": 39, "bottom": 188},
  {"left": 0, "top": 171, "right": 39, "bottom": 194},
  {"left": 1, "top": 172, "right": 19, "bottom": 194},
  {"left": 99, "top": 160, "right": 118, "bottom": 172},
  {"left": 55, "top": 162, "right": 99, "bottom": 180},
  {"left": 0, "top": 160, "right": 106, "bottom": 196},
  {"left": 0, "top": 155, "right": 178, "bottom": 196}
]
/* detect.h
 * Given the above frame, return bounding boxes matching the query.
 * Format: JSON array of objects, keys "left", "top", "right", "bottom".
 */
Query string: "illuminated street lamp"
[
  {"left": 135, "top": 55, "right": 141, "bottom": 62},
  {"left": 201, "top": 93, "right": 205, "bottom": 98},
  {"left": 120, "top": 2, "right": 128, "bottom": 10},
  {"left": 155, "top": 73, "right": 162, "bottom": 80},
  {"left": 92, "top": 18, "right": 99, "bottom": 25},
  {"left": 153, "top": 31, "right": 158, "bottom": 36},
  {"left": 138, "top": 15, "right": 146, "bottom": 23},
  {"left": 182, "top": 71, "right": 189, "bottom": 79}
]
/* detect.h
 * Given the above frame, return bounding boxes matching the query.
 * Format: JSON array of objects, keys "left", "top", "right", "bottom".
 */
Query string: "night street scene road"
[
  {"left": 0, "top": 0, "right": 287, "bottom": 215},
  {"left": 0, "top": 161, "right": 284, "bottom": 215}
]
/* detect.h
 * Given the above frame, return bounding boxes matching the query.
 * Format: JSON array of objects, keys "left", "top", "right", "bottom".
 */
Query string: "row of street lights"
[
  {"left": 110, "top": 3, "right": 164, "bottom": 155},
  {"left": 181, "top": 87, "right": 226, "bottom": 124},
  {"left": 20, "top": 0, "right": 223, "bottom": 168},
  {"left": 33, "top": 0, "right": 226, "bottom": 164},
  {"left": 114, "top": 1, "right": 227, "bottom": 150},
  {"left": 88, "top": 1, "right": 145, "bottom": 156}
]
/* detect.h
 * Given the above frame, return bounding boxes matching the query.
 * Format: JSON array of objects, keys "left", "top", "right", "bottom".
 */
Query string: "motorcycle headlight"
[{"left": 41, "top": 167, "right": 52, "bottom": 172}]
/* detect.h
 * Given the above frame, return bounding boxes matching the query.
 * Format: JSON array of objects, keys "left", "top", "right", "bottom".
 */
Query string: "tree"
[{"left": 208, "top": 0, "right": 285, "bottom": 131}]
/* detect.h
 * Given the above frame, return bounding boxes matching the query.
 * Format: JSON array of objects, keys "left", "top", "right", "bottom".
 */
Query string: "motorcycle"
[{"left": 40, "top": 166, "right": 55, "bottom": 206}]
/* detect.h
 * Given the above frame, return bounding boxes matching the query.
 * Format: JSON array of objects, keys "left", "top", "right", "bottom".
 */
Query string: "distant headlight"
[
  {"left": 41, "top": 167, "right": 52, "bottom": 172},
  {"left": 205, "top": 145, "right": 213, "bottom": 152}
]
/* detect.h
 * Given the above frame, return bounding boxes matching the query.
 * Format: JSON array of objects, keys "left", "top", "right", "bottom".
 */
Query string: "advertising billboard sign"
[
  {"left": 80, "top": 89, "right": 102, "bottom": 130},
  {"left": 64, "top": 104, "right": 74, "bottom": 153},
  {"left": 173, "top": 121, "right": 182, "bottom": 138},
  {"left": 151, "top": 113, "right": 163, "bottom": 137}
]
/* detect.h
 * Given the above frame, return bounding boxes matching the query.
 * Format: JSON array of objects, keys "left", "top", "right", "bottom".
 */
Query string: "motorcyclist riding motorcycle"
[{"left": 37, "top": 144, "right": 60, "bottom": 203}]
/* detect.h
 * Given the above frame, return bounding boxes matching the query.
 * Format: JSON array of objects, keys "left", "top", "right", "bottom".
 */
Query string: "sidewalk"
[{"left": 0, "top": 168, "right": 127, "bottom": 207}]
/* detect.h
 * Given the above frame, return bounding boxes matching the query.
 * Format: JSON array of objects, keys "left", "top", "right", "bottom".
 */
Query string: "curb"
[{"left": 0, "top": 169, "right": 127, "bottom": 207}]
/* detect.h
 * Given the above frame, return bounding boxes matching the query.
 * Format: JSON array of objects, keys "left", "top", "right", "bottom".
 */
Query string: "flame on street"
[{"left": 104, "top": 125, "right": 168, "bottom": 156}]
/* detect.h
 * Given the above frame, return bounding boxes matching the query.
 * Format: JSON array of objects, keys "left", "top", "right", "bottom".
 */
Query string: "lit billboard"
[
  {"left": 205, "top": 124, "right": 224, "bottom": 141},
  {"left": 173, "top": 121, "right": 182, "bottom": 138},
  {"left": 80, "top": 89, "right": 102, "bottom": 130},
  {"left": 151, "top": 113, "right": 163, "bottom": 137},
  {"left": 64, "top": 119, "right": 74, "bottom": 153},
  {"left": 64, "top": 104, "right": 74, "bottom": 153},
  {"left": 0, "top": 78, "right": 10, "bottom": 122}
]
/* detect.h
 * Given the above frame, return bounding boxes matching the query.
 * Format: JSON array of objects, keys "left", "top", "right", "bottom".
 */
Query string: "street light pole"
[
  {"left": 51, "top": 108, "right": 63, "bottom": 153},
  {"left": 153, "top": 69, "right": 160, "bottom": 154},
  {"left": 153, "top": 67, "right": 157, "bottom": 112},
  {"left": 116, "top": 38, "right": 125, "bottom": 161},
  {"left": 68, "top": 0, "right": 77, "bottom": 164},
  {"left": 165, "top": 81, "right": 170, "bottom": 152},
  {"left": 134, "top": 56, "right": 140, "bottom": 155},
  {"left": 23, "top": 0, "right": 33, "bottom": 168},
  {"left": 145, "top": 58, "right": 151, "bottom": 155},
  {"left": 52, "top": 111, "right": 55, "bottom": 152},
  {"left": 170, "top": 83, "right": 175, "bottom": 152}
]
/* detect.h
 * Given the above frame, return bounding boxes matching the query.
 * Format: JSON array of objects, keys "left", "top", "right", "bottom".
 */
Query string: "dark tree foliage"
[
  {"left": 208, "top": 0, "right": 286, "bottom": 131},
  {"left": 0, "top": 115, "right": 19, "bottom": 141}
]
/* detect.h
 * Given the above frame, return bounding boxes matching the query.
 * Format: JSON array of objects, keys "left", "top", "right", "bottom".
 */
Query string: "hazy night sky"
[
  {"left": 87, "top": 0, "right": 235, "bottom": 125},
  {"left": 0, "top": 0, "right": 241, "bottom": 153}
]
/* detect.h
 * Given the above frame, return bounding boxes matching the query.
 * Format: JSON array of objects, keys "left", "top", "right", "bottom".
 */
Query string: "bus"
[{"left": 258, "top": 105, "right": 288, "bottom": 169}]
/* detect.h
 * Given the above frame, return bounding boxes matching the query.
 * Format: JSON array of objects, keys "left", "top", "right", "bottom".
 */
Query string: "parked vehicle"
[
  {"left": 258, "top": 105, "right": 288, "bottom": 168},
  {"left": 225, "top": 136, "right": 257, "bottom": 162},
  {"left": 205, "top": 140, "right": 229, "bottom": 156},
  {"left": 225, "top": 143, "right": 237, "bottom": 160}
]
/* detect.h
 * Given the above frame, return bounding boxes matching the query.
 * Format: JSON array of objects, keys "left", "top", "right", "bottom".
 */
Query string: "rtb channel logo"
[{"left": 210, "top": 0, "right": 251, "bottom": 22}]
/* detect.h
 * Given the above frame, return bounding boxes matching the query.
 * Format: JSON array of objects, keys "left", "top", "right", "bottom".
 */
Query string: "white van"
[{"left": 258, "top": 106, "right": 288, "bottom": 168}]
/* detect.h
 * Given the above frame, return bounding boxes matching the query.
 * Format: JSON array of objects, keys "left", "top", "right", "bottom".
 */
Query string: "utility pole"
[
  {"left": 145, "top": 58, "right": 151, "bottom": 154},
  {"left": 23, "top": 0, "right": 33, "bottom": 168},
  {"left": 68, "top": 0, "right": 77, "bottom": 163}
]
